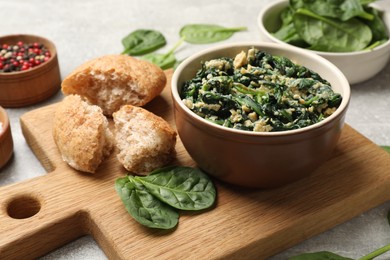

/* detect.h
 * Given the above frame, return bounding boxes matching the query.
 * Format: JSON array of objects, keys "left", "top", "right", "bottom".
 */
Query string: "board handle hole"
[{"left": 6, "top": 195, "right": 41, "bottom": 219}]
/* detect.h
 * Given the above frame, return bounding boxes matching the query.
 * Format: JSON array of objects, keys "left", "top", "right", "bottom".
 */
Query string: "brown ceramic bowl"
[
  {"left": 0, "top": 34, "right": 61, "bottom": 107},
  {"left": 171, "top": 42, "right": 351, "bottom": 188},
  {"left": 0, "top": 106, "right": 13, "bottom": 169}
]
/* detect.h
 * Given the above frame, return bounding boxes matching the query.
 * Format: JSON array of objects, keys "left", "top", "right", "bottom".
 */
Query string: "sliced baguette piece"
[
  {"left": 52, "top": 94, "right": 114, "bottom": 173},
  {"left": 113, "top": 105, "right": 177, "bottom": 175},
  {"left": 61, "top": 54, "right": 167, "bottom": 116}
]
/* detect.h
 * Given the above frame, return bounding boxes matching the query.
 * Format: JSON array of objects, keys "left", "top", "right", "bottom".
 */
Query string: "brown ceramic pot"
[
  {"left": 0, "top": 106, "right": 13, "bottom": 169},
  {"left": 0, "top": 34, "right": 61, "bottom": 107},
  {"left": 171, "top": 42, "right": 351, "bottom": 188}
]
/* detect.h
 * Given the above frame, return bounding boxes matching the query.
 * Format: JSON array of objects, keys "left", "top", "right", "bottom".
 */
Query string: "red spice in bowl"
[
  {"left": 0, "top": 34, "right": 61, "bottom": 107},
  {"left": 0, "top": 41, "right": 51, "bottom": 73}
]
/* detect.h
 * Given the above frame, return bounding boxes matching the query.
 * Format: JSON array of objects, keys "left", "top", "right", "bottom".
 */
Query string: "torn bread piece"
[
  {"left": 113, "top": 105, "right": 176, "bottom": 175},
  {"left": 61, "top": 54, "right": 166, "bottom": 116},
  {"left": 52, "top": 94, "right": 114, "bottom": 173}
]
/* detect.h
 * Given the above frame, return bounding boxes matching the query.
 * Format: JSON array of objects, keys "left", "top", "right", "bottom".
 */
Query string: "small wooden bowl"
[
  {"left": 0, "top": 106, "right": 13, "bottom": 169},
  {"left": 0, "top": 34, "right": 61, "bottom": 107}
]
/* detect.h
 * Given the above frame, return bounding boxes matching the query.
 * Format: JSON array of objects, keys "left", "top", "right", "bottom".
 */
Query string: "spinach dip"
[{"left": 180, "top": 48, "right": 342, "bottom": 132}]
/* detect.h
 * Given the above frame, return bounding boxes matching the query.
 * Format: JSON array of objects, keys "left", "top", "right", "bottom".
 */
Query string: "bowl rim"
[
  {"left": 257, "top": 0, "right": 390, "bottom": 57},
  {"left": 172, "top": 41, "right": 351, "bottom": 137},
  {"left": 0, "top": 34, "right": 57, "bottom": 76}
]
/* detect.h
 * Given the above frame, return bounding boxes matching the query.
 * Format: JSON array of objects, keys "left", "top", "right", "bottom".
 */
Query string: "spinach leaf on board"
[
  {"left": 115, "top": 176, "right": 179, "bottom": 229},
  {"left": 290, "top": 0, "right": 374, "bottom": 21},
  {"left": 142, "top": 37, "right": 184, "bottom": 69},
  {"left": 180, "top": 24, "right": 247, "bottom": 44},
  {"left": 121, "top": 29, "right": 166, "bottom": 56},
  {"left": 135, "top": 166, "right": 216, "bottom": 210},
  {"left": 115, "top": 166, "right": 217, "bottom": 229},
  {"left": 293, "top": 8, "right": 372, "bottom": 52}
]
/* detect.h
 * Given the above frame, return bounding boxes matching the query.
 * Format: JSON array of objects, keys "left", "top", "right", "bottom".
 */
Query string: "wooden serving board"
[{"left": 1, "top": 70, "right": 390, "bottom": 259}]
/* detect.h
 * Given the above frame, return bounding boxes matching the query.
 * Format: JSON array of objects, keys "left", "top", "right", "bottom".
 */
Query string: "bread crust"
[
  {"left": 113, "top": 105, "right": 177, "bottom": 174},
  {"left": 52, "top": 94, "right": 114, "bottom": 173},
  {"left": 61, "top": 55, "right": 166, "bottom": 115}
]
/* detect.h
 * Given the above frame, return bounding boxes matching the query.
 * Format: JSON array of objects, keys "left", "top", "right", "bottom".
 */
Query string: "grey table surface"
[{"left": 1, "top": 0, "right": 390, "bottom": 259}]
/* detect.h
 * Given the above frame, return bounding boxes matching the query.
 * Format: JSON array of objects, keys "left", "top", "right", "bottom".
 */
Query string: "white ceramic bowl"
[
  {"left": 258, "top": 0, "right": 390, "bottom": 84},
  {"left": 172, "top": 42, "right": 351, "bottom": 188}
]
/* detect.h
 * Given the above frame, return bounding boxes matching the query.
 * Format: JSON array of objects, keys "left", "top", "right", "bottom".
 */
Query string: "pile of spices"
[{"left": 0, "top": 41, "right": 51, "bottom": 73}]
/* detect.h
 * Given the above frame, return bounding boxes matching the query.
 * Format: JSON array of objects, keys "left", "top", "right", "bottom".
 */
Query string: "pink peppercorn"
[{"left": 0, "top": 41, "right": 51, "bottom": 73}]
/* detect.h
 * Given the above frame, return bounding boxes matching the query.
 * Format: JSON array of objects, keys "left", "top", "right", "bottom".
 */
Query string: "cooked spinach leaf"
[
  {"left": 115, "top": 176, "right": 179, "bottom": 229},
  {"left": 121, "top": 29, "right": 166, "bottom": 56},
  {"left": 180, "top": 24, "right": 247, "bottom": 44},
  {"left": 181, "top": 48, "right": 341, "bottom": 132},
  {"left": 135, "top": 166, "right": 216, "bottom": 210}
]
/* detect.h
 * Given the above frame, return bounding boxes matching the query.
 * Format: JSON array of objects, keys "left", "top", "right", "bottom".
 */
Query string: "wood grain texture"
[{"left": 1, "top": 70, "right": 390, "bottom": 259}]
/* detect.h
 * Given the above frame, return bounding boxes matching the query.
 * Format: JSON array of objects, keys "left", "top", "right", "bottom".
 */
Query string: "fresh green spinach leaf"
[
  {"left": 135, "top": 166, "right": 216, "bottom": 210},
  {"left": 363, "top": 6, "right": 389, "bottom": 44},
  {"left": 115, "top": 166, "right": 217, "bottom": 229},
  {"left": 290, "top": 0, "right": 374, "bottom": 21},
  {"left": 293, "top": 8, "right": 372, "bottom": 52},
  {"left": 364, "top": 39, "right": 388, "bottom": 50},
  {"left": 115, "top": 176, "right": 179, "bottom": 229},
  {"left": 358, "top": 243, "right": 390, "bottom": 260},
  {"left": 142, "top": 52, "right": 176, "bottom": 70},
  {"left": 291, "top": 210, "right": 390, "bottom": 259},
  {"left": 281, "top": 6, "right": 295, "bottom": 25},
  {"left": 121, "top": 29, "right": 166, "bottom": 56},
  {"left": 290, "top": 251, "right": 353, "bottom": 260},
  {"left": 274, "top": 0, "right": 388, "bottom": 52},
  {"left": 273, "top": 7, "right": 309, "bottom": 47},
  {"left": 142, "top": 37, "right": 184, "bottom": 69},
  {"left": 359, "top": 0, "right": 376, "bottom": 5},
  {"left": 291, "top": 244, "right": 390, "bottom": 260},
  {"left": 273, "top": 22, "right": 309, "bottom": 48},
  {"left": 180, "top": 24, "right": 247, "bottom": 44}
]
